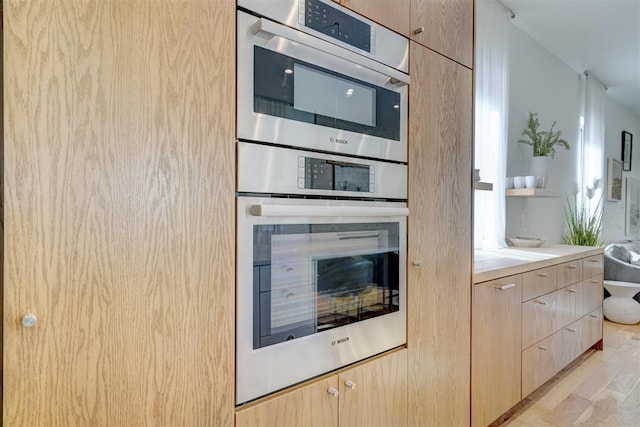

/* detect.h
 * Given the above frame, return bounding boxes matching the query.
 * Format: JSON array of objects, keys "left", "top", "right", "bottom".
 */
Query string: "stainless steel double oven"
[{"left": 236, "top": 0, "right": 410, "bottom": 404}]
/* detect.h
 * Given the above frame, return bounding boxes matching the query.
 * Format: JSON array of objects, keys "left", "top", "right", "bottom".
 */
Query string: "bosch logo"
[
  {"left": 331, "top": 337, "right": 350, "bottom": 347},
  {"left": 330, "top": 137, "right": 348, "bottom": 145}
]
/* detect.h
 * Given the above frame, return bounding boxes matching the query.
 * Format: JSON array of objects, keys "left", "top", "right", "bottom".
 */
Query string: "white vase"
[{"left": 529, "top": 156, "right": 549, "bottom": 188}]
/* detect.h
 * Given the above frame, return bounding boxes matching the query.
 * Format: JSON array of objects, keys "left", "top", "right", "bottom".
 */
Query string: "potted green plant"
[
  {"left": 563, "top": 179, "right": 604, "bottom": 246},
  {"left": 518, "top": 112, "right": 570, "bottom": 157},
  {"left": 518, "top": 112, "right": 570, "bottom": 188}
]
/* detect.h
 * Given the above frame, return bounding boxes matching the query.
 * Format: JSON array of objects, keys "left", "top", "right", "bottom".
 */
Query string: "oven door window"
[
  {"left": 253, "top": 222, "right": 400, "bottom": 349},
  {"left": 253, "top": 46, "right": 401, "bottom": 141}
]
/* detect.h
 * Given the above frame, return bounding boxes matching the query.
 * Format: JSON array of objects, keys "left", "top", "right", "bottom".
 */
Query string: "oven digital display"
[{"left": 302, "top": 157, "right": 373, "bottom": 192}]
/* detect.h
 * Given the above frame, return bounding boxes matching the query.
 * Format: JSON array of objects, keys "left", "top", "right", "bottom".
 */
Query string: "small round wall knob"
[{"left": 22, "top": 312, "right": 37, "bottom": 328}]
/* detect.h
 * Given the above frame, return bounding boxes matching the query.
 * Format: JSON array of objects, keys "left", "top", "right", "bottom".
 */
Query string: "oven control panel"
[
  {"left": 298, "top": 156, "right": 374, "bottom": 193},
  {"left": 300, "top": 0, "right": 374, "bottom": 53}
]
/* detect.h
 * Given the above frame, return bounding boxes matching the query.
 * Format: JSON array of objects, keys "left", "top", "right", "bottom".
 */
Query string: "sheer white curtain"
[
  {"left": 474, "top": 0, "right": 511, "bottom": 249},
  {"left": 581, "top": 75, "right": 606, "bottom": 211}
]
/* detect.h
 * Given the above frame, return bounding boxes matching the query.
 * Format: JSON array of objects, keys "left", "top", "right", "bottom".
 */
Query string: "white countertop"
[{"left": 474, "top": 245, "right": 603, "bottom": 284}]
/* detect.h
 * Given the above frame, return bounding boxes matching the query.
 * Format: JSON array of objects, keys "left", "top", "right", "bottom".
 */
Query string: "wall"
[
  {"left": 504, "top": 25, "right": 640, "bottom": 245},
  {"left": 506, "top": 26, "right": 582, "bottom": 244},
  {"left": 602, "top": 98, "right": 640, "bottom": 242}
]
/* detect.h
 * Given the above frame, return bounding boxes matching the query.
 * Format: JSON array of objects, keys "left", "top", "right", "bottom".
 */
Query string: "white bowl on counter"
[{"left": 505, "top": 236, "right": 546, "bottom": 247}]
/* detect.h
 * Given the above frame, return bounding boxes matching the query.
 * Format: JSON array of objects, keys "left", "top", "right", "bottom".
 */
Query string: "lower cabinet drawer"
[
  {"left": 522, "top": 291, "right": 561, "bottom": 349},
  {"left": 582, "top": 307, "right": 603, "bottom": 353},
  {"left": 581, "top": 275, "right": 603, "bottom": 316},
  {"left": 522, "top": 333, "right": 561, "bottom": 397},
  {"left": 556, "top": 320, "right": 582, "bottom": 372}
]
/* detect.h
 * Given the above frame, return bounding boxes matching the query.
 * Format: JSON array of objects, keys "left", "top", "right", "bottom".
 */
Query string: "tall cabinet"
[
  {"left": 407, "top": 39, "right": 473, "bottom": 427},
  {"left": 3, "top": 1, "right": 236, "bottom": 424}
]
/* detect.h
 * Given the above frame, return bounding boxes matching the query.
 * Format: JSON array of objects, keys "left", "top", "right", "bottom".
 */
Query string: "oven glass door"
[
  {"left": 253, "top": 47, "right": 401, "bottom": 142},
  {"left": 253, "top": 222, "right": 400, "bottom": 349}
]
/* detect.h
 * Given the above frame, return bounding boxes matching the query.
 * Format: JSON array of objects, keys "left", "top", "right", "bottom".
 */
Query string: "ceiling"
[{"left": 500, "top": 0, "right": 640, "bottom": 118}]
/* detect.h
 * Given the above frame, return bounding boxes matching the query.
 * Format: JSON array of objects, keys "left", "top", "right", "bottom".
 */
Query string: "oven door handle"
[
  {"left": 250, "top": 18, "right": 410, "bottom": 87},
  {"left": 250, "top": 204, "right": 409, "bottom": 218}
]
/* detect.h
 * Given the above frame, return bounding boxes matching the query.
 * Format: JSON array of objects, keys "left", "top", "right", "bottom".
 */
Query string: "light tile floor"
[{"left": 503, "top": 321, "right": 640, "bottom": 426}]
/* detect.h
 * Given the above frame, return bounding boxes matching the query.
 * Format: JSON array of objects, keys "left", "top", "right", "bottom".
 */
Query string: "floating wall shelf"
[{"left": 506, "top": 188, "right": 560, "bottom": 198}]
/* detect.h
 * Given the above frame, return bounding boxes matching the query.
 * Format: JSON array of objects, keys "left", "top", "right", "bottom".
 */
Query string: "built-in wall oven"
[
  {"left": 237, "top": 0, "right": 409, "bottom": 162},
  {"left": 236, "top": 142, "right": 408, "bottom": 404}
]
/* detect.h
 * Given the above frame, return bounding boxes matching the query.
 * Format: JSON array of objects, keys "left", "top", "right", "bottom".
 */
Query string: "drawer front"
[
  {"left": 582, "top": 307, "right": 603, "bottom": 353},
  {"left": 556, "top": 320, "right": 582, "bottom": 373},
  {"left": 558, "top": 283, "right": 582, "bottom": 326},
  {"left": 523, "top": 266, "right": 557, "bottom": 301},
  {"left": 557, "top": 259, "right": 582, "bottom": 288},
  {"left": 581, "top": 275, "right": 603, "bottom": 317},
  {"left": 522, "top": 332, "right": 560, "bottom": 397},
  {"left": 582, "top": 254, "right": 603, "bottom": 279},
  {"left": 522, "top": 290, "right": 560, "bottom": 349}
]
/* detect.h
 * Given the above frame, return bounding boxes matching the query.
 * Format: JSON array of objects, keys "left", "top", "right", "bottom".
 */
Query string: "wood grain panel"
[
  {"left": 235, "top": 376, "right": 338, "bottom": 427},
  {"left": 557, "top": 259, "right": 582, "bottom": 288},
  {"left": 558, "top": 282, "right": 581, "bottom": 326},
  {"left": 410, "top": 0, "right": 474, "bottom": 68},
  {"left": 522, "top": 290, "right": 561, "bottom": 350},
  {"left": 341, "top": 0, "right": 410, "bottom": 35},
  {"left": 582, "top": 307, "right": 603, "bottom": 353},
  {"left": 522, "top": 265, "right": 557, "bottom": 302},
  {"left": 472, "top": 275, "right": 522, "bottom": 427},
  {"left": 582, "top": 274, "right": 604, "bottom": 316},
  {"left": 3, "top": 0, "right": 235, "bottom": 425},
  {"left": 522, "top": 332, "right": 562, "bottom": 397},
  {"left": 339, "top": 349, "right": 408, "bottom": 427},
  {"left": 557, "top": 320, "right": 582, "bottom": 372},
  {"left": 407, "top": 42, "right": 472, "bottom": 427},
  {"left": 582, "top": 254, "right": 603, "bottom": 279}
]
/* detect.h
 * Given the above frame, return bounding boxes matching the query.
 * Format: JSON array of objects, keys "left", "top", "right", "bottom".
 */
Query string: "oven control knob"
[
  {"left": 412, "top": 260, "right": 423, "bottom": 267},
  {"left": 327, "top": 387, "right": 339, "bottom": 397},
  {"left": 344, "top": 379, "right": 356, "bottom": 390}
]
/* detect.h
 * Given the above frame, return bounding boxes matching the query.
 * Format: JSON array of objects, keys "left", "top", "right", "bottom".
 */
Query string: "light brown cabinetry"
[
  {"left": 3, "top": 0, "right": 235, "bottom": 425},
  {"left": 473, "top": 251, "right": 604, "bottom": 425},
  {"left": 521, "top": 255, "right": 603, "bottom": 399},
  {"left": 338, "top": 0, "right": 411, "bottom": 35},
  {"left": 410, "top": 0, "right": 474, "bottom": 67},
  {"left": 407, "top": 41, "right": 472, "bottom": 427},
  {"left": 236, "top": 350, "right": 407, "bottom": 427},
  {"left": 472, "top": 275, "right": 522, "bottom": 427},
  {"left": 236, "top": 377, "right": 339, "bottom": 427}
]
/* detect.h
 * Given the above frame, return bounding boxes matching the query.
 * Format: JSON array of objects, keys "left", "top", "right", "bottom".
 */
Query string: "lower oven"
[{"left": 236, "top": 142, "right": 407, "bottom": 404}]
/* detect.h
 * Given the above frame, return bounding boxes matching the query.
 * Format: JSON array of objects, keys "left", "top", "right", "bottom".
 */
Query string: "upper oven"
[{"left": 237, "top": 0, "right": 410, "bottom": 162}]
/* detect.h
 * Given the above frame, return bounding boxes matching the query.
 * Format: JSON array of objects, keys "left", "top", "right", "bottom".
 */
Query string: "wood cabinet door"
[
  {"left": 522, "top": 332, "right": 561, "bottom": 397},
  {"left": 3, "top": 1, "right": 235, "bottom": 424},
  {"left": 522, "top": 290, "right": 561, "bottom": 350},
  {"left": 472, "top": 276, "right": 522, "bottom": 427},
  {"left": 522, "top": 265, "right": 557, "bottom": 301},
  {"left": 236, "top": 377, "right": 339, "bottom": 427},
  {"left": 558, "top": 282, "right": 581, "bottom": 326},
  {"left": 583, "top": 254, "right": 604, "bottom": 279},
  {"left": 407, "top": 42, "right": 472, "bottom": 427},
  {"left": 557, "top": 320, "right": 583, "bottom": 372},
  {"left": 557, "top": 259, "right": 583, "bottom": 288},
  {"left": 340, "top": 0, "right": 411, "bottom": 35},
  {"left": 338, "top": 350, "right": 408, "bottom": 427},
  {"left": 410, "top": 0, "right": 474, "bottom": 67},
  {"left": 582, "top": 307, "right": 604, "bottom": 352},
  {"left": 582, "top": 275, "right": 604, "bottom": 316}
]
